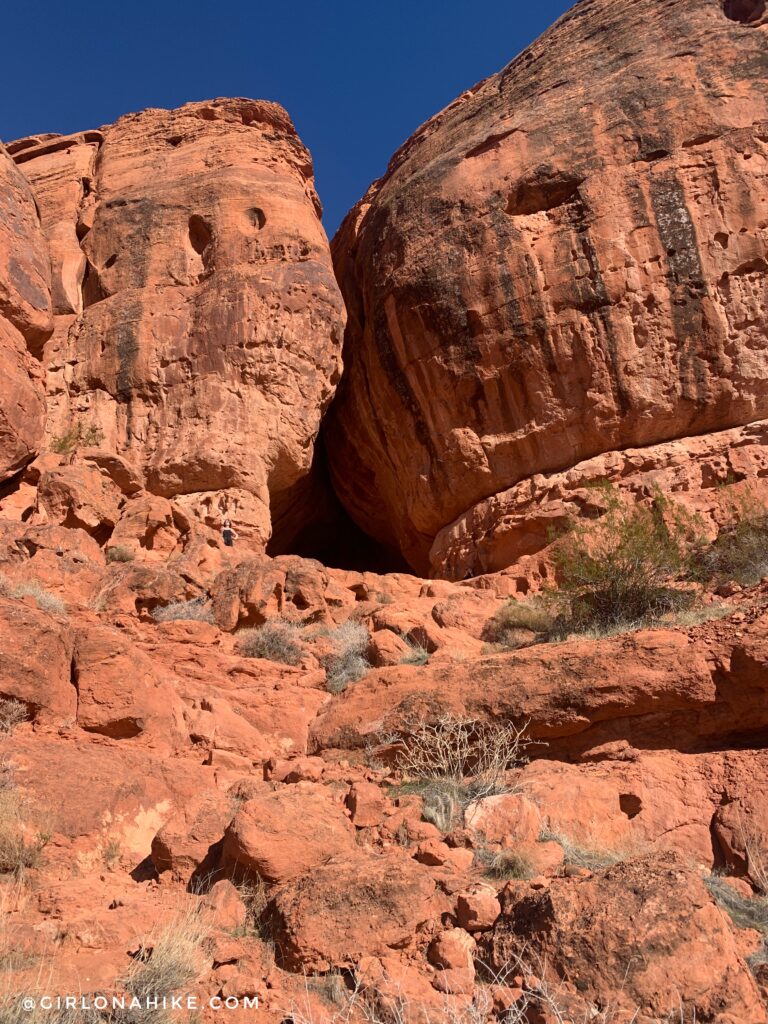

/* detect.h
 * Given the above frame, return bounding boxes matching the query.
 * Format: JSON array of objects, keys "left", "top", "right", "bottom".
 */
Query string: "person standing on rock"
[{"left": 222, "top": 519, "right": 238, "bottom": 547}]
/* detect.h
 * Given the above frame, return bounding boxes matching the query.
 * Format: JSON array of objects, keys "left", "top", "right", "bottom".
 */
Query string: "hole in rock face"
[
  {"left": 104, "top": 254, "right": 117, "bottom": 269},
  {"left": 247, "top": 207, "right": 266, "bottom": 229},
  {"left": 723, "top": 0, "right": 765, "bottom": 21},
  {"left": 188, "top": 215, "right": 213, "bottom": 256},
  {"left": 619, "top": 794, "right": 643, "bottom": 820}
]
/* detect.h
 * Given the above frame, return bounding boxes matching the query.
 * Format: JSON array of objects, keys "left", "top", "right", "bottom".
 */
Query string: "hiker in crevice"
[{"left": 222, "top": 518, "right": 238, "bottom": 547}]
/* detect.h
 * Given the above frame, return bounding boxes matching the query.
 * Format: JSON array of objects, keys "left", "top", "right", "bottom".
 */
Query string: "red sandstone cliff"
[
  {"left": 7, "top": 98, "right": 345, "bottom": 549},
  {"left": 327, "top": 0, "right": 768, "bottom": 575}
]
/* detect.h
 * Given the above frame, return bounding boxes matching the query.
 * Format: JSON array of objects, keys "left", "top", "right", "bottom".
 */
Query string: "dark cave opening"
[{"left": 266, "top": 434, "right": 411, "bottom": 576}]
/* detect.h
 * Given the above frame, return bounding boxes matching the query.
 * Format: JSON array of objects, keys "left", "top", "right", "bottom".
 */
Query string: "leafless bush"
[
  {"left": 151, "top": 598, "right": 214, "bottom": 624},
  {"left": 396, "top": 714, "right": 529, "bottom": 802},
  {"left": 233, "top": 877, "right": 271, "bottom": 941},
  {"left": 0, "top": 699, "right": 26, "bottom": 735},
  {"left": 237, "top": 620, "right": 304, "bottom": 665},
  {"left": 742, "top": 821, "right": 768, "bottom": 896}
]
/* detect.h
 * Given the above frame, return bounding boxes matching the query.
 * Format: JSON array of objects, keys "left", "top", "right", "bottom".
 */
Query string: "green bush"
[
  {"left": 237, "top": 620, "right": 304, "bottom": 666},
  {"left": 695, "top": 493, "right": 768, "bottom": 586},
  {"left": 51, "top": 422, "right": 105, "bottom": 455},
  {"left": 553, "top": 487, "right": 702, "bottom": 632}
]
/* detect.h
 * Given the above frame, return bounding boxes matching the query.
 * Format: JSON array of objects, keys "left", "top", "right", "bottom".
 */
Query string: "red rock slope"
[{"left": 327, "top": 0, "right": 768, "bottom": 574}]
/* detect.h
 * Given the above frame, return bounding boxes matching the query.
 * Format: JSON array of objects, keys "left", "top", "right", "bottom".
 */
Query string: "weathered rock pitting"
[
  {"left": 10, "top": 98, "right": 346, "bottom": 549},
  {"left": 0, "top": 143, "right": 50, "bottom": 481},
  {"left": 327, "top": 0, "right": 768, "bottom": 573}
]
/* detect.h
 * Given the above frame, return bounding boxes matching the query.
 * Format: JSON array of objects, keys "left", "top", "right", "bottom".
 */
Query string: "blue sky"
[{"left": 2, "top": 0, "right": 573, "bottom": 236}]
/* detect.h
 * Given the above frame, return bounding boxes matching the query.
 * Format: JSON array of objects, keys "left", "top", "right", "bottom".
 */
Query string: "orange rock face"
[
  {"left": 0, "top": 144, "right": 50, "bottom": 480},
  {"left": 10, "top": 98, "right": 345, "bottom": 548},
  {"left": 327, "top": 0, "right": 768, "bottom": 573}
]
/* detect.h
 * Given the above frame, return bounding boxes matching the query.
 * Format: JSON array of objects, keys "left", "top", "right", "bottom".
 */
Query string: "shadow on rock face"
[{"left": 723, "top": 0, "right": 766, "bottom": 23}]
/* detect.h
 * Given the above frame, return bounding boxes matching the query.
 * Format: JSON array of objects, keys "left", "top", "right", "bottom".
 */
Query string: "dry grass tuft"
[
  {"left": 319, "top": 620, "right": 371, "bottom": 693},
  {"left": 0, "top": 575, "right": 66, "bottom": 617},
  {"left": 0, "top": 789, "right": 50, "bottom": 878},
  {"left": 539, "top": 827, "right": 623, "bottom": 872},
  {"left": 151, "top": 598, "right": 214, "bottom": 624},
  {"left": 120, "top": 908, "right": 208, "bottom": 1021},
  {"left": 237, "top": 619, "right": 304, "bottom": 665}
]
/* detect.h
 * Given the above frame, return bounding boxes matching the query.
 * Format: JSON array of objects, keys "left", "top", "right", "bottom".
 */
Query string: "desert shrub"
[
  {"left": 234, "top": 877, "right": 271, "bottom": 941},
  {"left": 106, "top": 545, "right": 135, "bottom": 563},
  {"left": 102, "top": 837, "right": 121, "bottom": 868},
  {"left": 695, "top": 492, "right": 768, "bottom": 586},
  {"left": 0, "top": 760, "right": 15, "bottom": 793},
  {"left": 50, "top": 422, "right": 105, "bottom": 455},
  {"left": 480, "top": 848, "right": 535, "bottom": 881},
  {"left": 0, "top": 699, "right": 27, "bottom": 735},
  {"left": 399, "top": 638, "right": 430, "bottom": 666},
  {"left": 395, "top": 714, "right": 529, "bottom": 804},
  {"left": 705, "top": 874, "right": 768, "bottom": 933},
  {"left": 393, "top": 778, "right": 463, "bottom": 832},
  {"left": 4, "top": 580, "right": 66, "bottom": 616},
  {"left": 740, "top": 817, "right": 768, "bottom": 896},
  {"left": 237, "top": 620, "right": 304, "bottom": 666},
  {"left": 0, "top": 790, "right": 50, "bottom": 877},
  {"left": 539, "top": 826, "right": 622, "bottom": 872},
  {"left": 151, "top": 598, "right": 214, "bottom": 624},
  {"left": 119, "top": 910, "right": 208, "bottom": 1022},
  {"left": 553, "top": 486, "right": 703, "bottom": 633},
  {"left": 483, "top": 596, "right": 557, "bottom": 648},
  {"left": 320, "top": 620, "right": 371, "bottom": 693}
]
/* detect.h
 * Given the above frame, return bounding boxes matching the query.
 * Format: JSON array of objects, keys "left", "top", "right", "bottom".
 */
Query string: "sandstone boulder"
[
  {"left": 269, "top": 851, "right": 441, "bottom": 970},
  {"left": 73, "top": 624, "right": 185, "bottom": 742},
  {"left": 312, "top": 617, "right": 768, "bottom": 760},
  {"left": 222, "top": 783, "right": 356, "bottom": 883},
  {"left": 0, "top": 596, "right": 74, "bottom": 723},
  {"left": 490, "top": 853, "right": 767, "bottom": 1023},
  {"left": 327, "top": 0, "right": 768, "bottom": 574}
]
